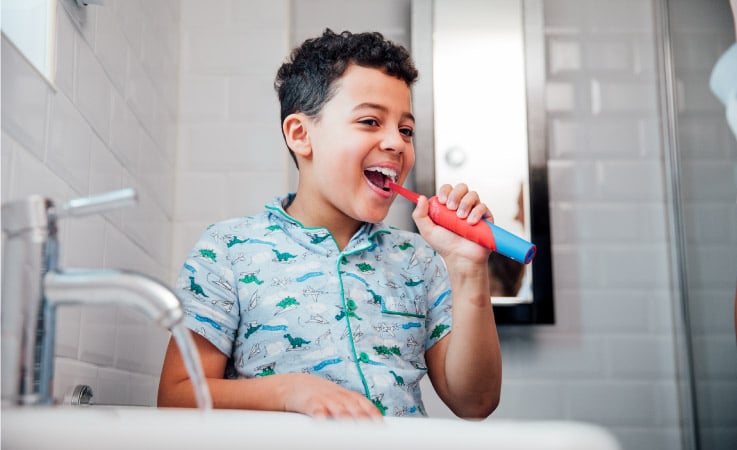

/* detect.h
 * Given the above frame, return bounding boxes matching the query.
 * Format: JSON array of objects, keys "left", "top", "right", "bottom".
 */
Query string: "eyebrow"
[{"left": 353, "top": 102, "right": 415, "bottom": 123}]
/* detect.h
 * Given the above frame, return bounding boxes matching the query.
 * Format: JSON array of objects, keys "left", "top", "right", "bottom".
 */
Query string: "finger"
[
  {"left": 437, "top": 184, "right": 453, "bottom": 203},
  {"left": 445, "top": 183, "right": 469, "bottom": 210},
  {"left": 364, "top": 404, "right": 384, "bottom": 420},
  {"left": 330, "top": 396, "right": 380, "bottom": 420},
  {"left": 466, "top": 203, "right": 492, "bottom": 224},
  {"left": 356, "top": 397, "right": 384, "bottom": 420},
  {"left": 306, "top": 403, "right": 331, "bottom": 418},
  {"left": 455, "top": 190, "right": 480, "bottom": 218}
]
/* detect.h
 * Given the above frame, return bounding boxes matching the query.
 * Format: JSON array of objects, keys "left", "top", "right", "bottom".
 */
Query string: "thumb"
[{"left": 411, "top": 195, "right": 435, "bottom": 234}]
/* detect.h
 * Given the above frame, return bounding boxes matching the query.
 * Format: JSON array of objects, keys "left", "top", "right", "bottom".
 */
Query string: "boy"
[{"left": 158, "top": 29, "right": 502, "bottom": 419}]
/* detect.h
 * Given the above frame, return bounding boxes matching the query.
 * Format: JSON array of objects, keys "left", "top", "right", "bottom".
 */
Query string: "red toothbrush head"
[{"left": 388, "top": 182, "right": 420, "bottom": 203}]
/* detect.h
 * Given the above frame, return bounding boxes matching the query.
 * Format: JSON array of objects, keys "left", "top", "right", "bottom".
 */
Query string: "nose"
[{"left": 379, "top": 128, "right": 407, "bottom": 154}]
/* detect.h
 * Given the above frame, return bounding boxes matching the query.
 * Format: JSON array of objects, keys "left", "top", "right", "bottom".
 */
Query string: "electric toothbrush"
[{"left": 388, "top": 182, "right": 537, "bottom": 264}]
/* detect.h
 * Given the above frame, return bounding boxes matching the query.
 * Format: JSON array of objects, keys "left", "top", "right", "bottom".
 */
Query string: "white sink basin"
[{"left": 2, "top": 406, "right": 621, "bottom": 450}]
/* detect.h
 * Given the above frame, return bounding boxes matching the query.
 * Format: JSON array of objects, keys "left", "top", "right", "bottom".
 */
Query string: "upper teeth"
[{"left": 366, "top": 167, "right": 397, "bottom": 182}]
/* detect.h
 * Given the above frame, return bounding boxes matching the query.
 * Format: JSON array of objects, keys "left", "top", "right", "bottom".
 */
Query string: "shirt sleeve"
[
  {"left": 174, "top": 225, "right": 240, "bottom": 356},
  {"left": 416, "top": 239, "right": 453, "bottom": 350}
]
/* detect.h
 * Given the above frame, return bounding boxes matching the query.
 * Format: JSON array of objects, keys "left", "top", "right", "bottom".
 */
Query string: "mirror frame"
[{"left": 411, "top": 0, "right": 554, "bottom": 324}]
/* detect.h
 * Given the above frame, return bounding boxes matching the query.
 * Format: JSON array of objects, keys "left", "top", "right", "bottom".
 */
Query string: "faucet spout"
[
  {"left": 2, "top": 190, "right": 211, "bottom": 409},
  {"left": 44, "top": 270, "right": 183, "bottom": 328},
  {"left": 36, "top": 270, "right": 185, "bottom": 405}
]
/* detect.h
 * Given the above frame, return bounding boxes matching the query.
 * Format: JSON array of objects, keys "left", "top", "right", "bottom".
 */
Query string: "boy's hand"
[
  {"left": 411, "top": 183, "right": 494, "bottom": 265},
  {"left": 283, "top": 373, "right": 384, "bottom": 420},
  {"left": 160, "top": 333, "right": 383, "bottom": 419}
]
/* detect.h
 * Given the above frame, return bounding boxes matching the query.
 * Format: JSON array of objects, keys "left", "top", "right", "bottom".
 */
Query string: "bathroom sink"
[{"left": 2, "top": 406, "right": 620, "bottom": 449}]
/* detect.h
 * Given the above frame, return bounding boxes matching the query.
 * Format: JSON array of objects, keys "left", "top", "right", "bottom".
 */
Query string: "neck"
[{"left": 285, "top": 194, "right": 363, "bottom": 251}]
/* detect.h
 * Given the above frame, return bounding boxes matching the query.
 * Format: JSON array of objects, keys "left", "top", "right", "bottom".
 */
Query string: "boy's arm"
[
  {"left": 157, "top": 331, "right": 382, "bottom": 419},
  {"left": 424, "top": 268, "right": 501, "bottom": 418},
  {"left": 411, "top": 186, "right": 502, "bottom": 418}
]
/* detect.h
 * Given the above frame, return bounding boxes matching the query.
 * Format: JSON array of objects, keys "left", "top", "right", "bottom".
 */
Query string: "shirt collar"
[{"left": 264, "top": 194, "right": 395, "bottom": 254}]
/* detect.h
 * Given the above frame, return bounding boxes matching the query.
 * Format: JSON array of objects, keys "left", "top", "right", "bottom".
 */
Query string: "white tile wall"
[
  {"left": 3, "top": 1, "right": 734, "bottom": 448},
  {"left": 2, "top": 0, "right": 179, "bottom": 406},
  {"left": 47, "top": 89, "right": 92, "bottom": 194},
  {"left": 499, "top": 3, "right": 683, "bottom": 447},
  {"left": 76, "top": 33, "right": 112, "bottom": 141},
  {"left": 173, "top": 0, "right": 290, "bottom": 274}
]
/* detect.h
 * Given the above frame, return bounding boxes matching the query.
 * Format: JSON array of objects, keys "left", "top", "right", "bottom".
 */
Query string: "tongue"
[{"left": 365, "top": 171, "right": 388, "bottom": 189}]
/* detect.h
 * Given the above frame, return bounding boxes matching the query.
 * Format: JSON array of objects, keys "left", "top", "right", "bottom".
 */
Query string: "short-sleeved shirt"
[{"left": 175, "top": 194, "right": 453, "bottom": 417}]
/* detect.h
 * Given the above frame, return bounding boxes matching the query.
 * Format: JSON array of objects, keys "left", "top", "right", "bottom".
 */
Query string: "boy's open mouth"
[{"left": 364, "top": 167, "right": 397, "bottom": 192}]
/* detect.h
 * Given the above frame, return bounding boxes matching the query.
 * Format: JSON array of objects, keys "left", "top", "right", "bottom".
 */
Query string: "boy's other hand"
[{"left": 282, "top": 373, "right": 384, "bottom": 420}]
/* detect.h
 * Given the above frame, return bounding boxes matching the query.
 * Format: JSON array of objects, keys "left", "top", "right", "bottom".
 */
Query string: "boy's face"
[{"left": 299, "top": 64, "right": 416, "bottom": 225}]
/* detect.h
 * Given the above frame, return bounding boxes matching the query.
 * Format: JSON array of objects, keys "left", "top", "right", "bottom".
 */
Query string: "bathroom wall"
[
  {"left": 0, "top": 1, "right": 708, "bottom": 449},
  {"left": 467, "top": 2, "right": 681, "bottom": 449},
  {"left": 172, "top": 0, "right": 290, "bottom": 276},
  {"left": 667, "top": 0, "right": 737, "bottom": 447},
  {"left": 1, "top": 0, "right": 180, "bottom": 405}
]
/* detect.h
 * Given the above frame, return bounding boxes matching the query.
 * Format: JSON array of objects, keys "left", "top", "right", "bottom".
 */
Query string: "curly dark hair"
[{"left": 274, "top": 29, "right": 418, "bottom": 167}]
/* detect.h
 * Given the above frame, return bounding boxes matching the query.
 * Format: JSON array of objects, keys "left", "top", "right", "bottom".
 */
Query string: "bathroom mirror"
[{"left": 412, "top": 0, "right": 554, "bottom": 324}]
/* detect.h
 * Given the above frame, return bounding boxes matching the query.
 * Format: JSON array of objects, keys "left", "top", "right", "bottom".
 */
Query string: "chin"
[
  {"left": 359, "top": 208, "right": 390, "bottom": 224},
  {"left": 348, "top": 194, "right": 392, "bottom": 224},
  {"left": 360, "top": 214, "right": 387, "bottom": 225}
]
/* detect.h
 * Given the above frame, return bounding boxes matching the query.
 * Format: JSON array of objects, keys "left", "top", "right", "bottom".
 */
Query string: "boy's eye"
[
  {"left": 400, "top": 127, "right": 414, "bottom": 137},
  {"left": 360, "top": 118, "right": 379, "bottom": 127}
]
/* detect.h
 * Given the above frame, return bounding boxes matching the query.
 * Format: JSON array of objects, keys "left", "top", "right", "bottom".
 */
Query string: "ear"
[{"left": 282, "top": 113, "right": 312, "bottom": 159}]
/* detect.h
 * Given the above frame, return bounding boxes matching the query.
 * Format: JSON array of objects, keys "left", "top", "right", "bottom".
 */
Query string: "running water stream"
[{"left": 171, "top": 324, "right": 213, "bottom": 410}]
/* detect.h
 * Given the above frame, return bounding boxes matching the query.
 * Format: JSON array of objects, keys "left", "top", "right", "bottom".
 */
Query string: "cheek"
[
  {"left": 317, "top": 151, "right": 359, "bottom": 184},
  {"left": 404, "top": 148, "right": 416, "bottom": 173}
]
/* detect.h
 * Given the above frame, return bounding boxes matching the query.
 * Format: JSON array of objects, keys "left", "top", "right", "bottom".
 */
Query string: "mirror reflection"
[{"left": 432, "top": 0, "right": 532, "bottom": 303}]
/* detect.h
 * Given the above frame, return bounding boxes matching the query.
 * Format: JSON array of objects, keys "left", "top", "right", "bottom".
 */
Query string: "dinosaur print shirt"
[{"left": 175, "top": 194, "right": 453, "bottom": 417}]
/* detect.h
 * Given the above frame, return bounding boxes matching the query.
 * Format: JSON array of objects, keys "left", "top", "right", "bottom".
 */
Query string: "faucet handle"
[{"left": 53, "top": 188, "right": 137, "bottom": 219}]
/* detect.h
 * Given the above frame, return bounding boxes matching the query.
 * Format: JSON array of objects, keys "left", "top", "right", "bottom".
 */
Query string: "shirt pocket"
[
  {"left": 380, "top": 295, "right": 426, "bottom": 318},
  {"left": 378, "top": 296, "right": 427, "bottom": 364}
]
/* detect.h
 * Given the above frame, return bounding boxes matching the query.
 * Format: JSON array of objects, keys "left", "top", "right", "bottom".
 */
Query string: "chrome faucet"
[{"left": 1, "top": 189, "right": 211, "bottom": 408}]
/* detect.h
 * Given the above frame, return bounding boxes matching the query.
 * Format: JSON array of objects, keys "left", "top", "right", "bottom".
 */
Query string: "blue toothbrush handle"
[{"left": 484, "top": 219, "right": 536, "bottom": 264}]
